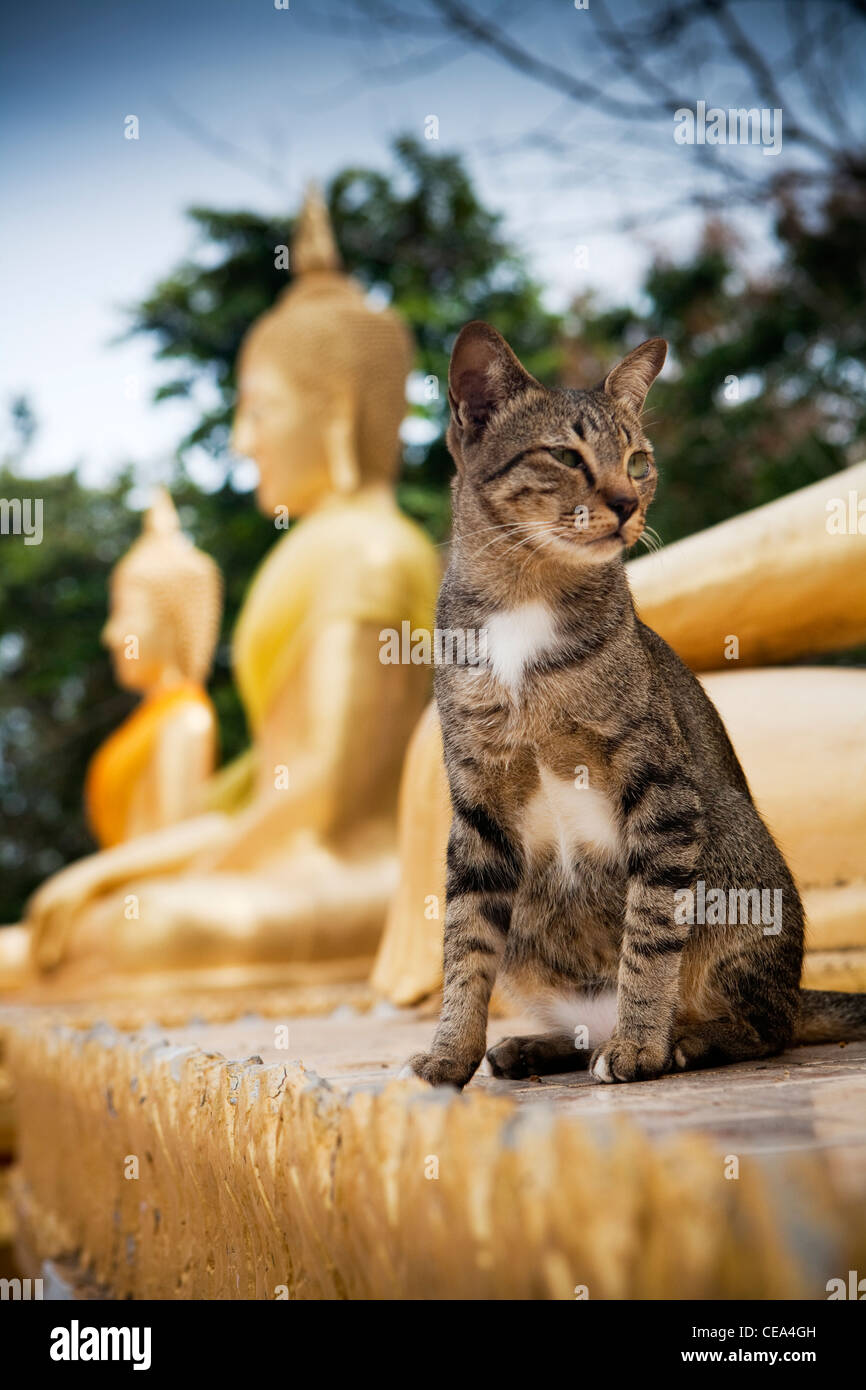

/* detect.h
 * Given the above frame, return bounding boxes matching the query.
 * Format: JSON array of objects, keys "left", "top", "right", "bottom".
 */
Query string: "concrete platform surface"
[{"left": 98, "top": 1006, "right": 866, "bottom": 1187}]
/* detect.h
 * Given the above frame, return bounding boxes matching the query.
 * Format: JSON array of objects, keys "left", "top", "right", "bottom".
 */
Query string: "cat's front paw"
[
  {"left": 400, "top": 1051, "right": 478, "bottom": 1089},
  {"left": 589, "top": 1037, "right": 670, "bottom": 1083}
]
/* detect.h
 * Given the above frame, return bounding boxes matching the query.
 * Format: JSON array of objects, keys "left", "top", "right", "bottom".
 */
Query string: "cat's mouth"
[
  {"left": 561, "top": 515, "right": 626, "bottom": 547},
  {"left": 550, "top": 514, "right": 642, "bottom": 562},
  {"left": 587, "top": 530, "right": 625, "bottom": 546}
]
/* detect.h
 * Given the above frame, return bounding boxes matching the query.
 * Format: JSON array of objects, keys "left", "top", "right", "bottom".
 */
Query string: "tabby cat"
[{"left": 406, "top": 321, "right": 866, "bottom": 1087}]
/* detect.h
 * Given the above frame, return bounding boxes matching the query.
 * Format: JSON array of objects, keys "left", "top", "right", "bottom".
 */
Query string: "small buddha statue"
[
  {"left": 86, "top": 488, "right": 221, "bottom": 848},
  {"left": 22, "top": 185, "right": 440, "bottom": 992},
  {"left": 0, "top": 493, "right": 221, "bottom": 989}
]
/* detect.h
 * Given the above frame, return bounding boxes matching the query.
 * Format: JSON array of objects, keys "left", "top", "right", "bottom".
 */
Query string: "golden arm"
[{"left": 202, "top": 615, "right": 428, "bottom": 871}]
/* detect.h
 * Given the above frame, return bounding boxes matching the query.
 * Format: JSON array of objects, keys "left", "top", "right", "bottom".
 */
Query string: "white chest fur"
[
  {"left": 536, "top": 988, "right": 619, "bottom": 1045},
  {"left": 483, "top": 602, "right": 559, "bottom": 691},
  {"left": 520, "top": 764, "right": 622, "bottom": 869}
]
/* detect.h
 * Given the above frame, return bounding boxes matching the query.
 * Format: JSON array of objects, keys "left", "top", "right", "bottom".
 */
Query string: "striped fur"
[{"left": 406, "top": 322, "right": 866, "bottom": 1088}]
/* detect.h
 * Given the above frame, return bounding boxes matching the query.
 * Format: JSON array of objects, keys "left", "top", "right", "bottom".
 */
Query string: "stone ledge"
[{"left": 4, "top": 1004, "right": 866, "bottom": 1299}]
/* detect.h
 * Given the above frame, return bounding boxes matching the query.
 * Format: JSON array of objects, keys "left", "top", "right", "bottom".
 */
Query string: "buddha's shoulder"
[
  {"left": 295, "top": 500, "right": 439, "bottom": 578},
  {"left": 238, "top": 502, "right": 440, "bottom": 643}
]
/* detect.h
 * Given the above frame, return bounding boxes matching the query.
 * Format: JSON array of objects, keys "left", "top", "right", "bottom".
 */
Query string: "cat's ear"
[
  {"left": 601, "top": 338, "right": 667, "bottom": 416},
  {"left": 448, "top": 321, "right": 538, "bottom": 441}
]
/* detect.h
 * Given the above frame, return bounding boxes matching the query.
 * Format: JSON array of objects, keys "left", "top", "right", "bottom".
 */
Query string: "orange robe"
[{"left": 84, "top": 684, "right": 215, "bottom": 848}]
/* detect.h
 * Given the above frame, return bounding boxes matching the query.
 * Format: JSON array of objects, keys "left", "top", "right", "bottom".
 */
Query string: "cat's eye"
[
  {"left": 549, "top": 447, "right": 583, "bottom": 469},
  {"left": 627, "top": 451, "right": 651, "bottom": 479}
]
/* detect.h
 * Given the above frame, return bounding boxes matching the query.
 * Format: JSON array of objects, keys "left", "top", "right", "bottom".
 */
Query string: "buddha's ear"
[
  {"left": 325, "top": 400, "right": 360, "bottom": 495},
  {"left": 600, "top": 338, "right": 667, "bottom": 416},
  {"left": 448, "top": 322, "right": 538, "bottom": 447}
]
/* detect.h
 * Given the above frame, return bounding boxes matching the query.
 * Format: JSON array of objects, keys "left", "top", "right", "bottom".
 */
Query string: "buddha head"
[
  {"left": 103, "top": 490, "right": 222, "bottom": 693},
  {"left": 232, "top": 184, "right": 414, "bottom": 516}
]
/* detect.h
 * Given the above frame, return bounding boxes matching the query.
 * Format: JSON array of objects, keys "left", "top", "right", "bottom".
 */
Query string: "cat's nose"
[{"left": 605, "top": 493, "right": 638, "bottom": 526}]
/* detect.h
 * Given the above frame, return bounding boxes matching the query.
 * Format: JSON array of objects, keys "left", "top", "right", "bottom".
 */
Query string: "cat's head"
[{"left": 447, "top": 322, "right": 666, "bottom": 568}]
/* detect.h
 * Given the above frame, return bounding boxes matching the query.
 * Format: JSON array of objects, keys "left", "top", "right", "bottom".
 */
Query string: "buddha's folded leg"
[{"left": 59, "top": 853, "right": 400, "bottom": 975}]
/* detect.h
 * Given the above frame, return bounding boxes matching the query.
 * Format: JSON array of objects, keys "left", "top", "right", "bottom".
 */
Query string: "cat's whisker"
[
  {"left": 497, "top": 535, "right": 537, "bottom": 562},
  {"left": 470, "top": 522, "right": 544, "bottom": 560},
  {"left": 470, "top": 519, "right": 562, "bottom": 559},
  {"left": 496, "top": 531, "right": 541, "bottom": 563},
  {"left": 440, "top": 520, "right": 547, "bottom": 551},
  {"left": 460, "top": 522, "right": 537, "bottom": 541},
  {"left": 498, "top": 526, "right": 555, "bottom": 562},
  {"left": 456, "top": 521, "right": 536, "bottom": 538}
]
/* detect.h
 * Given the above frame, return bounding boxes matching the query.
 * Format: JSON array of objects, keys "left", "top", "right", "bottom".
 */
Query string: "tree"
[
  {"left": 566, "top": 160, "right": 866, "bottom": 545},
  {"left": 327, "top": 0, "right": 866, "bottom": 235},
  {"left": 127, "top": 135, "right": 562, "bottom": 538},
  {"left": 0, "top": 462, "right": 139, "bottom": 923}
]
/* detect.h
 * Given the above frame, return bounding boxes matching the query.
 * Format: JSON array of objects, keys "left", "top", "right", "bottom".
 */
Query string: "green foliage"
[
  {"left": 571, "top": 167, "right": 866, "bottom": 545},
  {"left": 0, "top": 467, "right": 137, "bottom": 920}
]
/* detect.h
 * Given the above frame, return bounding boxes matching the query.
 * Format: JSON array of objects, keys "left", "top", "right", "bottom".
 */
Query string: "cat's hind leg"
[
  {"left": 670, "top": 1018, "right": 782, "bottom": 1072},
  {"left": 485, "top": 1032, "right": 592, "bottom": 1079}
]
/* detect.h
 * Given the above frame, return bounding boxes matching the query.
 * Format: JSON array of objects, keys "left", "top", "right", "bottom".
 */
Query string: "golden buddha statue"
[
  {"left": 19, "top": 185, "right": 440, "bottom": 993},
  {"left": 0, "top": 492, "right": 222, "bottom": 990},
  {"left": 86, "top": 488, "right": 220, "bottom": 848}
]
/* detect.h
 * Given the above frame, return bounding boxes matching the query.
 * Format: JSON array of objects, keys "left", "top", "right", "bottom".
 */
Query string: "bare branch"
[
  {"left": 704, "top": 0, "right": 839, "bottom": 158},
  {"left": 155, "top": 93, "right": 289, "bottom": 194},
  {"left": 426, "top": 0, "right": 664, "bottom": 119}
]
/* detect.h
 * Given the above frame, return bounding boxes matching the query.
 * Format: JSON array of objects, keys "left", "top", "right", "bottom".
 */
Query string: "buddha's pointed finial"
[
  {"left": 293, "top": 182, "right": 342, "bottom": 275},
  {"left": 143, "top": 487, "right": 182, "bottom": 539}
]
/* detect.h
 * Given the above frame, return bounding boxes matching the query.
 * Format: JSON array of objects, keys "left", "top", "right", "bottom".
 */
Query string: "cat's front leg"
[
  {"left": 404, "top": 816, "right": 513, "bottom": 1088},
  {"left": 590, "top": 769, "right": 703, "bottom": 1083}
]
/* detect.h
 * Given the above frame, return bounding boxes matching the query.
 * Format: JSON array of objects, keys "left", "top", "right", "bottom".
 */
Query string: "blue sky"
[{"left": 2, "top": 0, "right": 861, "bottom": 489}]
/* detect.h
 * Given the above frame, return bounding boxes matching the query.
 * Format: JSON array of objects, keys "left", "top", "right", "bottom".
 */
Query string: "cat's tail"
[{"left": 795, "top": 989, "right": 866, "bottom": 1044}]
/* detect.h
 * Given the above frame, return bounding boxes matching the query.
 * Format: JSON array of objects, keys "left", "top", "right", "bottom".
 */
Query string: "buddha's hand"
[
  {"left": 27, "top": 856, "right": 107, "bottom": 969},
  {"left": 27, "top": 814, "right": 232, "bottom": 969}
]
